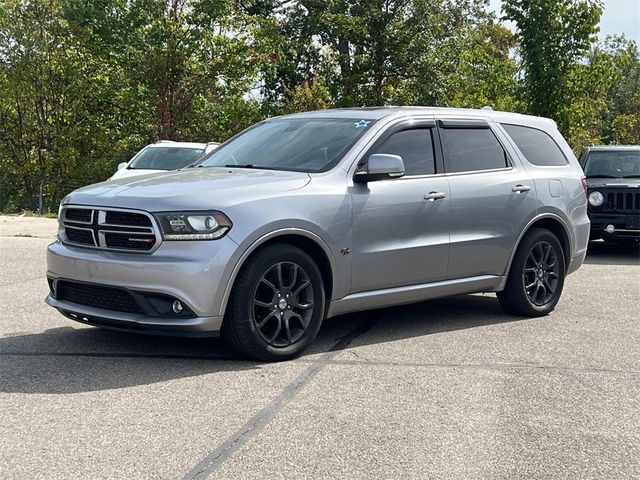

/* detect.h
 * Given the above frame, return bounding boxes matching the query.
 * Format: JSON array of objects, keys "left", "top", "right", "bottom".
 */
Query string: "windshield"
[
  {"left": 198, "top": 118, "right": 377, "bottom": 173},
  {"left": 129, "top": 147, "right": 205, "bottom": 170},
  {"left": 584, "top": 150, "right": 640, "bottom": 178}
]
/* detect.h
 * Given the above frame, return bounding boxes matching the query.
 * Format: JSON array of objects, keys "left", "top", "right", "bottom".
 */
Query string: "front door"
[{"left": 350, "top": 122, "right": 451, "bottom": 293}]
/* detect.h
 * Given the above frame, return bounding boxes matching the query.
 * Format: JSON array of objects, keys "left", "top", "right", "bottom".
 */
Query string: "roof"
[
  {"left": 586, "top": 145, "right": 640, "bottom": 151},
  {"left": 148, "top": 141, "right": 208, "bottom": 149},
  {"left": 282, "top": 106, "right": 556, "bottom": 127}
]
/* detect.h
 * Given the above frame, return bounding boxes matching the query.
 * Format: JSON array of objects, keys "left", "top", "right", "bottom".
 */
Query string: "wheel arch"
[
  {"left": 505, "top": 214, "right": 572, "bottom": 278},
  {"left": 219, "top": 229, "right": 337, "bottom": 318}
]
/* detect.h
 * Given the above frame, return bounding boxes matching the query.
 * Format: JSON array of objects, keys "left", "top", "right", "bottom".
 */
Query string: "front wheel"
[
  {"left": 497, "top": 228, "right": 566, "bottom": 317},
  {"left": 222, "top": 243, "right": 325, "bottom": 361}
]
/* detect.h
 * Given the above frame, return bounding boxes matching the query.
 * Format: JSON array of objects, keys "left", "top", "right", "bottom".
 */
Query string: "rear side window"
[
  {"left": 502, "top": 124, "right": 568, "bottom": 166},
  {"left": 374, "top": 128, "right": 436, "bottom": 176},
  {"left": 441, "top": 128, "right": 508, "bottom": 173}
]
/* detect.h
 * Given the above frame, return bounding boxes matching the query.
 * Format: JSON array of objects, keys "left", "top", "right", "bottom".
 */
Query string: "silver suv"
[{"left": 46, "top": 107, "right": 590, "bottom": 361}]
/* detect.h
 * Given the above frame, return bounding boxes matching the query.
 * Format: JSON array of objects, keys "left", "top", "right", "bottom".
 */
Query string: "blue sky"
[{"left": 488, "top": 0, "right": 640, "bottom": 44}]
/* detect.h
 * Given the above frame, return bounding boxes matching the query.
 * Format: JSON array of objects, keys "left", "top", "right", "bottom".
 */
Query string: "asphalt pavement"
[{"left": 1, "top": 215, "right": 639, "bottom": 479}]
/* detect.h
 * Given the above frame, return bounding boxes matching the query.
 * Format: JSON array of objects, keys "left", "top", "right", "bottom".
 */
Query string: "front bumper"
[
  {"left": 588, "top": 212, "right": 640, "bottom": 240},
  {"left": 46, "top": 294, "right": 223, "bottom": 337},
  {"left": 46, "top": 236, "right": 239, "bottom": 336}
]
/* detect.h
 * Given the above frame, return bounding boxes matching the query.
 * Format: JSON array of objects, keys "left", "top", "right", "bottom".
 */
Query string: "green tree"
[
  {"left": 0, "top": 0, "right": 119, "bottom": 212},
  {"left": 281, "top": 77, "right": 333, "bottom": 113},
  {"left": 503, "top": 0, "right": 603, "bottom": 131},
  {"left": 560, "top": 35, "right": 640, "bottom": 150},
  {"left": 449, "top": 22, "right": 521, "bottom": 111},
  {"left": 264, "top": 0, "right": 499, "bottom": 108},
  {"left": 601, "top": 36, "right": 640, "bottom": 144},
  {"left": 0, "top": 0, "right": 636, "bottom": 213},
  {"left": 65, "top": 0, "right": 267, "bottom": 142}
]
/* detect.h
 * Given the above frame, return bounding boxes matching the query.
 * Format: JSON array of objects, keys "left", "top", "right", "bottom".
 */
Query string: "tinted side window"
[
  {"left": 374, "top": 128, "right": 435, "bottom": 176},
  {"left": 502, "top": 124, "right": 568, "bottom": 166},
  {"left": 441, "top": 128, "right": 507, "bottom": 173}
]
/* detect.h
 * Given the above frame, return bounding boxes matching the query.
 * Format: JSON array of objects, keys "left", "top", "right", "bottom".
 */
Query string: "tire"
[
  {"left": 222, "top": 243, "right": 325, "bottom": 361},
  {"left": 497, "top": 228, "right": 566, "bottom": 317}
]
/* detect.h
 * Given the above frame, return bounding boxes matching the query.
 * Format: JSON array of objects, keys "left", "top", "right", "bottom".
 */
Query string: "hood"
[
  {"left": 64, "top": 167, "right": 312, "bottom": 211},
  {"left": 586, "top": 177, "right": 640, "bottom": 189}
]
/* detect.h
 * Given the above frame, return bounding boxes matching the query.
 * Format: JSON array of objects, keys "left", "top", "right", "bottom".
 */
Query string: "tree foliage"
[
  {"left": 0, "top": 0, "right": 638, "bottom": 212},
  {"left": 502, "top": 0, "right": 603, "bottom": 125}
]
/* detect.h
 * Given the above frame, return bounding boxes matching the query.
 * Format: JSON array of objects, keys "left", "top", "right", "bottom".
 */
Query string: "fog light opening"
[
  {"left": 172, "top": 300, "right": 184, "bottom": 314},
  {"left": 605, "top": 224, "right": 615, "bottom": 234},
  {"left": 48, "top": 278, "right": 57, "bottom": 297}
]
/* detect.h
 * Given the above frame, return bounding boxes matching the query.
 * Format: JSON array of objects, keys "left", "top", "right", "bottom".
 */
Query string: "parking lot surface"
[{"left": 1, "top": 215, "right": 639, "bottom": 479}]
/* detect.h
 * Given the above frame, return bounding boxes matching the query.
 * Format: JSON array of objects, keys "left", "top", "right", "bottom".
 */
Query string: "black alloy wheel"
[
  {"left": 252, "top": 261, "right": 314, "bottom": 347},
  {"left": 497, "top": 228, "right": 566, "bottom": 317},
  {"left": 523, "top": 241, "right": 561, "bottom": 306},
  {"left": 223, "top": 243, "right": 325, "bottom": 361}
]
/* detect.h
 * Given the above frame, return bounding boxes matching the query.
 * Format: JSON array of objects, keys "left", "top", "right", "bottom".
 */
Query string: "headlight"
[
  {"left": 154, "top": 211, "right": 232, "bottom": 240},
  {"left": 588, "top": 191, "right": 604, "bottom": 207}
]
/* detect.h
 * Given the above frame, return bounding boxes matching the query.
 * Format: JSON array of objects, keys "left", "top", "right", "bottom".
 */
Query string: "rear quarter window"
[{"left": 502, "top": 124, "right": 568, "bottom": 167}]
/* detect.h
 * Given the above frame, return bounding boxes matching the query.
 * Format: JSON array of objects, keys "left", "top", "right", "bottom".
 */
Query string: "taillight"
[{"left": 581, "top": 176, "right": 588, "bottom": 198}]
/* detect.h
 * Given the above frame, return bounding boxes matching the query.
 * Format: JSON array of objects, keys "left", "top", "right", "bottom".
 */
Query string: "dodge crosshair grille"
[{"left": 60, "top": 206, "right": 160, "bottom": 253}]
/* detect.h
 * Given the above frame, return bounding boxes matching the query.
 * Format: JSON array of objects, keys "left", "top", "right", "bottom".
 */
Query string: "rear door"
[{"left": 438, "top": 119, "right": 537, "bottom": 279}]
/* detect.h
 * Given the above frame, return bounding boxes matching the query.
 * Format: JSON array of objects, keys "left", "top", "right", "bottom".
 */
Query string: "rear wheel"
[
  {"left": 497, "top": 228, "right": 566, "bottom": 317},
  {"left": 222, "top": 243, "right": 325, "bottom": 361}
]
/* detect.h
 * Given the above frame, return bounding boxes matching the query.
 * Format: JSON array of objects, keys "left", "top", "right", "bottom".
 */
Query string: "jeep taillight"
[{"left": 581, "top": 176, "right": 588, "bottom": 198}]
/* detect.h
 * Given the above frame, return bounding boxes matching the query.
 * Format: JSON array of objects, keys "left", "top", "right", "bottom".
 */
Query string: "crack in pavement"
[
  {"left": 2, "top": 349, "right": 637, "bottom": 377},
  {"left": 182, "top": 318, "right": 378, "bottom": 480},
  {"left": 297, "top": 357, "right": 640, "bottom": 376}
]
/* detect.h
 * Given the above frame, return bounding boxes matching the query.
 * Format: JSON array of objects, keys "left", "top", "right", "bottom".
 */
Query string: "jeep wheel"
[
  {"left": 223, "top": 243, "right": 325, "bottom": 361},
  {"left": 497, "top": 228, "right": 566, "bottom": 317}
]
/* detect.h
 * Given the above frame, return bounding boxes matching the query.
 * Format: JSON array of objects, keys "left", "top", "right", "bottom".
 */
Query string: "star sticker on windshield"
[{"left": 354, "top": 120, "right": 370, "bottom": 128}]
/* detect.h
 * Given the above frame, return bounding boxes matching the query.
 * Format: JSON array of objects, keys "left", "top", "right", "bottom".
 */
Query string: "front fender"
[{"left": 218, "top": 225, "right": 343, "bottom": 317}]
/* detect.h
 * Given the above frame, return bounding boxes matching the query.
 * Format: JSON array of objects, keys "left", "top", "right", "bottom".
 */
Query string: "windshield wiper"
[
  {"left": 622, "top": 175, "right": 640, "bottom": 178},
  {"left": 225, "top": 164, "right": 257, "bottom": 168},
  {"left": 223, "top": 164, "right": 285, "bottom": 171},
  {"left": 586, "top": 174, "right": 621, "bottom": 178}
]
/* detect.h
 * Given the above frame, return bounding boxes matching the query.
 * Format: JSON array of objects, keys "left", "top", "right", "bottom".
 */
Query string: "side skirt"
[{"left": 326, "top": 275, "right": 506, "bottom": 318}]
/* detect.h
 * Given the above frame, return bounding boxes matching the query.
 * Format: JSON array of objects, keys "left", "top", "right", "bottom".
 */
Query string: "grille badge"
[{"left": 127, "top": 237, "right": 155, "bottom": 243}]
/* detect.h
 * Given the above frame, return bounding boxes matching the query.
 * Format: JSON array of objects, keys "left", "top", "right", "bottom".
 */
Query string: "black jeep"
[{"left": 580, "top": 145, "right": 640, "bottom": 243}]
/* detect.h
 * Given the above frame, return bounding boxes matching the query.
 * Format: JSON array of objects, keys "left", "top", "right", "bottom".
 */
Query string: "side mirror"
[
  {"left": 354, "top": 154, "right": 405, "bottom": 183},
  {"left": 117, "top": 162, "right": 128, "bottom": 171}
]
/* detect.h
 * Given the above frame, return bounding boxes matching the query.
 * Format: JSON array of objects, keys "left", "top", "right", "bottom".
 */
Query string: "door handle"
[
  {"left": 512, "top": 185, "right": 531, "bottom": 193},
  {"left": 424, "top": 191, "right": 447, "bottom": 201}
]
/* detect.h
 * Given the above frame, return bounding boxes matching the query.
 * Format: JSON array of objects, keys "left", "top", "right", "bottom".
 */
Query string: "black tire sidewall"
[{"left": 227, "top": 244, "right": 325, "bottom": 361}]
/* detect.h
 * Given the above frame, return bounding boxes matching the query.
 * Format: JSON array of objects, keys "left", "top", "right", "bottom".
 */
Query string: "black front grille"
[
  {"left": 57, "top": 281, "right": 142, "bottom": 314},
  {"left": 604, "top": 190, "right": 640, "bottom": 212},
  {"left": 105, "top": 211, "right": 152, "bottom": 227},
  {"left": 61, "top": 207, "right": 157, "bottom": 252},
  {"left": 65, "top": 208, "right": 92, "bottom": 223},
  {"left": 65, "top": 227, "right": 95, "bottom": 246},
  {"left": 104, "top": 232, "right": 156, "bottom": 250}
]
